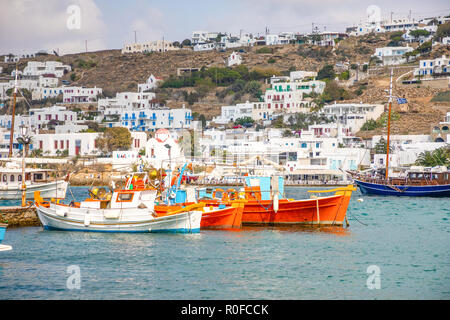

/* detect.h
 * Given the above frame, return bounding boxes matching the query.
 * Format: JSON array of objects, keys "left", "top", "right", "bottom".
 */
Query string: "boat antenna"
[
  {"left": 385, "top": 68, "right": 393, "bottom": 180},
  {"left": 8, "top": 64, "right": 19, "bottom": 158}
]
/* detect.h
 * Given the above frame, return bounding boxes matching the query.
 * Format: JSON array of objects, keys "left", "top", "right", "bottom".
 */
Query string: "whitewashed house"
[
  {"left": 31, "top": 131, "right": 147, "bottom": 157},
  {"left": 122, "top": 40, "right": 179, "bottom": 54},
  {"left": 62, "top": 86, "right": 102, "bottom": 103},
  {"left": 414, "top": 55, "right": 450, "bottom": 77},
  {"left": 29, "top": 105, "right": 77, "bottom": 129},
  {"left": 22, "top": 61, "right": 71, "bottom": 77},
  {"left": 227, "top": 52, "right": 242, "bottom": 67},
  {"left": 321, "top": 103, "right": 385, "bottom": 134},
  {"left": 138, "top": 74, "right": 162, "bottom": 92},
  {"left": 373, "top": 46, "right": 414, "bottom": 65},
  {"left": 212, "top": 102, "right": 254, "bottom": 124},
  {"left": 120, "top": 106, "right": 193, "bottom": 132}
]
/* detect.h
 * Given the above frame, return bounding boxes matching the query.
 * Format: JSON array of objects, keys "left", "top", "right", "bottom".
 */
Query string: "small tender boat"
[
  {"left": 0, "top": 162, "right": 68, "bottom": 200},
  {"left": 34, "top": 188, "right": 202, "bottom": 233},
  {"left": 0, "top": 223, "right": 12, "bottom": 251},
  {"left": 197, "top": 176, "right": 356, "bottom": 227}
]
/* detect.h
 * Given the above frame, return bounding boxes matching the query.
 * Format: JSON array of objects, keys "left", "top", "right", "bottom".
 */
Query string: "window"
[
  {"left": 18, "top": 175, "right": 22, "bottom": 182},
  {"left": 10, "top": 175, "right": 14, "bottom": 182},
  {"left": 117, "top": 193, "right": 133, "bottom": 201},
  {"left": 54, "top": 141, "right": 58, "bottom": 149}
]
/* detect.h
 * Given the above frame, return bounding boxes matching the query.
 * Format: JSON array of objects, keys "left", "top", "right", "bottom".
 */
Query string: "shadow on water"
[{"left": 240, "top": 225, "right": 350, "bottom": 236}]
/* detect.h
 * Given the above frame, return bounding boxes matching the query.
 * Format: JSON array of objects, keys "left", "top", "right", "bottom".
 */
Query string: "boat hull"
[
  {"left": 0, "top": 180, "right": 68, "bottom": 200},
  {"left": 0, "top": 223, "right": 6, "bottom": 243},
  {"left": 35, "top": 203, "right": 202, "bottom": 233},
  {"left": 355, "top": 180, "right": 450, "bottom": 197},
  {"left": 241, "top": 195, "right": 352, "bottom": 226},
  {"left": 0, "top": 223, "right": 12, "bottom": 251},
  {"left": 155, "top": 201, "right": 245, "bottom": 229}
]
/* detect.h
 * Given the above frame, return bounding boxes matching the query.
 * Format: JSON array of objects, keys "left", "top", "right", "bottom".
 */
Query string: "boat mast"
[
  {"left": 8, "top": 65, "right": 18, "bottom": 158},
  {"left": 385, "top": 68, "right": 393, "bottom": 180}
]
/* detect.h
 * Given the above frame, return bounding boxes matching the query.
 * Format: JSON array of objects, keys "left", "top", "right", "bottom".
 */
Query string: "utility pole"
[
  {"left": 390, "top": 11, "right": 393, "bottom": 23},
  {"left": 85, "top": 40, "right": 87, "bottom": 53},
  {"left": 134, "top": 30, "right": 137, "bottom": 43}
]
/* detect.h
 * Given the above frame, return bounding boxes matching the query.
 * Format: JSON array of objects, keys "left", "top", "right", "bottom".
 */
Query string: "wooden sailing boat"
[{"left": 353, "top": 69, "right": 450, "bottom": 197}]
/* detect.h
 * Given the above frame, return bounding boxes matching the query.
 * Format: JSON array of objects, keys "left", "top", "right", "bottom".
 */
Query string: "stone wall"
[{"left": 0, "top": 207, "right": 41, "bottom": 227}]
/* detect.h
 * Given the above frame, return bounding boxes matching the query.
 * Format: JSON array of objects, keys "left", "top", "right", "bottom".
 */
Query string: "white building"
[
  {"left": 31, "top": 131, "right": 147, "bottom": 157},
  {"left": 413, "top": 55, "right": 450, "bottom": 77},
  {"left": 321, "top": 103, "right": 385, "bottom": 134},
  {"left": 309, "top": 32, "right": 348, "bottom": 46},
  {"left": 212, "top": 102, "right": 254, "bottom": 124},
  {"left": 22, "top": 61, "right": 71, "bottom": 77},
  {"left": 145, "top": 128, "right": 185, "bottom": 169},
  {"left": 191, "top": 31, "right": 221, "bottom": 44},
  {"left": 120, "top": 106, "right": 193, "bottom": 132},
  {"left": 122, "top": 40, "right": 179, "bottom": 54},
  {"left": 227, "top": 52, "right": 242, "bottom": 67},
  {"left": 29, "top": 105, "right": 77, "bottom": 129},
  {"left": 31, "top": 87, "right": 64, "bottom": 100},
  {"left": 193, "top": 42, "right": 217, "bottom": 52},
  {"left": 373, "top": 46, "right": 414, "bottom": 66},
  {"left": 62, "top": 86, "right": 102, "bottom": 103},
  {"left": 138, "top": 74, "right": 162, "bottom": 92}
]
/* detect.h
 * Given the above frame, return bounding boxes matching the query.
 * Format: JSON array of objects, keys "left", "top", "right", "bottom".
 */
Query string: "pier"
[{"left": 0, "top": 206, "right": 40, "bottom": 227}]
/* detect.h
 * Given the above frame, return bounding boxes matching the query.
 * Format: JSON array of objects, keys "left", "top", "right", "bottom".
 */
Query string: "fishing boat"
[
  {"left": 155, "top": 199, "right": 246, "bottom": 229},
  {"left": 0, "top": 223, "right": 12, "bottom": 251},
  {"left": 352, "top": 166, "right": 450, "bottom": 197},
  {"left": 33, "top": 188, "right": 203, "bottom": 233},
  {"left": 0, "top": 162, "right": 69, "bottom": 200},
  {"left": 197, "top": 176, "right": 356, "bottom": 227},
  {"left": 154, "top": 163, "right": 247, "bottom": 229},
  {"left": 351, "top": 69, "right": 450, "bottom": 197}
]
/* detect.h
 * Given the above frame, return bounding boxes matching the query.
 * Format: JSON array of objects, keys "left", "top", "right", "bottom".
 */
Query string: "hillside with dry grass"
[{"left": 1, "top": 33, "right": 449, "bottom": 138}]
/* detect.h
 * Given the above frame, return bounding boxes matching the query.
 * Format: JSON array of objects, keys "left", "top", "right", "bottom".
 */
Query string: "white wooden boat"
[
  {"left": 0, "top": 223, "right": 12, "bottom": 251},
  {"left": 34, "top": 189, "right": 202, "bottom": 233},
  {"left": 0, "top": 162, "right": 68, "bottom": 200}
]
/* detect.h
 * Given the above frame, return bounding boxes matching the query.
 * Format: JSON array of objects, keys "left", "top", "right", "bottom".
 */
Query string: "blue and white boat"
[
  {"left": 353, "top": 166, "right": 450, "bottom": 197},
  {"left": 0, "top": 223, "right": 12, "bottom": 251}
]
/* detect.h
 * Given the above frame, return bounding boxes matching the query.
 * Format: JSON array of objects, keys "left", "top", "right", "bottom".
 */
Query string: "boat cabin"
[
  {"left": 0, "top": 162, "right": 52, "bottom": 186},
  {"left": 80, "top": 189, "right": 157, "bottom": 210}
]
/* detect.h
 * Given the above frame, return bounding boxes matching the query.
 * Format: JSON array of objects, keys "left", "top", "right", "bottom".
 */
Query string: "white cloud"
[{"left": 0, "top": 0, "right": 107, "bottom": 55}]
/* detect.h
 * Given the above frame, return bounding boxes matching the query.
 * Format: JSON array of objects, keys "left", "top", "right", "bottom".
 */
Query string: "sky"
[{"left": 0, "top": 0, "right": 449, "bottom": 55}]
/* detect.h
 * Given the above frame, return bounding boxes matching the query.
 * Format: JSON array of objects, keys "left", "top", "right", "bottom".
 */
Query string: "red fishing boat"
[
  {"left": 155, "top": 200, "right": 245, "bottom": 229},
  {"left": 197, "top": 177, "right": 356, "bottom": 227}
]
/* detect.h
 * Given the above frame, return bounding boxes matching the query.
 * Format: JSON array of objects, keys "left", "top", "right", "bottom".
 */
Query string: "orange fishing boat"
[
  {"left": 155, "top": 200, "right": 246, "bottom": 229},
  {"left": 197, "top": 177, "right": 356, "bottom": 227}
]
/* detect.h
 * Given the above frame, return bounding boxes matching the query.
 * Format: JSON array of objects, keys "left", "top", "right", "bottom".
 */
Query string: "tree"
[
  {"left": 234, "top": 116, "right": 254, "bottom": 126},
  {"left": 95, "top": 127, "right": 132, "bottom": 154},
  {"left": 374, "top": 137, "right": 393, "bottom": 154},
  {"left": 409, "top": 29, "right": 431, "bottom": 39},
  {"left": 415, "top": 146, "right": 450, "bottom": 167},
  {"left": 181, "top": 39, "right": 191, "bottom": 47},
  {"left": 317, "top": 64, "right": 335, "bottom": 80},
  {"left": 435, "top": 22, "right": 450, "bottom": 40}
]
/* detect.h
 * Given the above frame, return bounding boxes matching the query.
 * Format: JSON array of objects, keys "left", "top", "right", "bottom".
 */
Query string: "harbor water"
[{"left": 0, "top": 186, "right": 449, "bottom": 299}]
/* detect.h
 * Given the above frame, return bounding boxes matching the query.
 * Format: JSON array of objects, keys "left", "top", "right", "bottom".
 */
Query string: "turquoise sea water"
[{"left": 0, "top": 186, "right": 449, "bottom": 300}]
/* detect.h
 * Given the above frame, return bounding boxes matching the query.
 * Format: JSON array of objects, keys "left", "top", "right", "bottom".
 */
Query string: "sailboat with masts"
[{"left": 352, "top": 69, "right": 450, "bottom": 197}]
